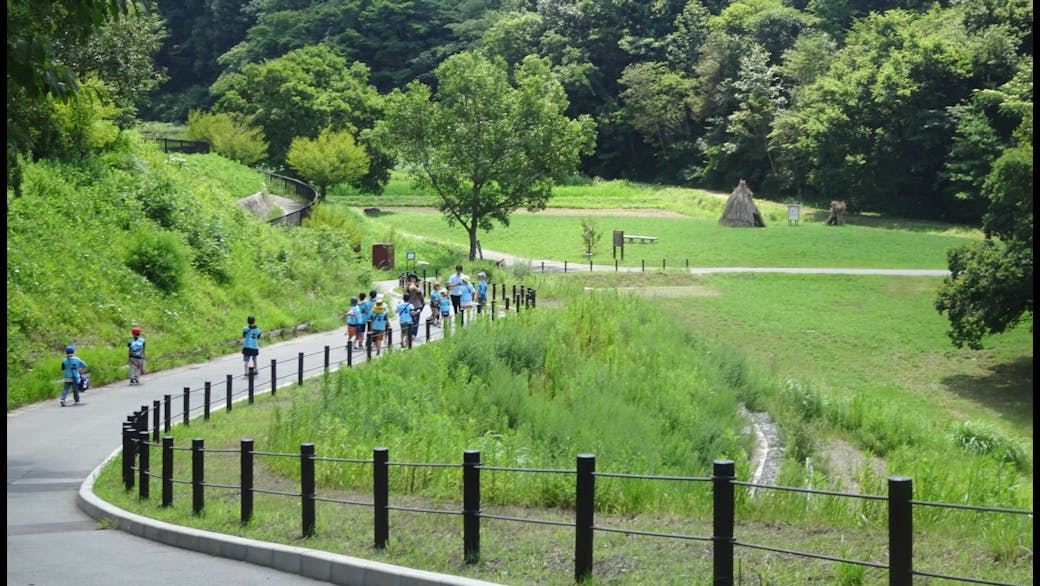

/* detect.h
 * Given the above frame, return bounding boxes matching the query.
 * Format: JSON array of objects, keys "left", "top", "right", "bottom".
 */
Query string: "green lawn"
[{"left": 359, "top": 208, "right": 969, "bottom": 269}]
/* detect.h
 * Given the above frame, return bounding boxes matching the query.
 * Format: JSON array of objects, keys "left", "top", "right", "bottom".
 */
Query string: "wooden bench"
[{"left": 623, "top": 235, "right": 658, "bottom": 244}]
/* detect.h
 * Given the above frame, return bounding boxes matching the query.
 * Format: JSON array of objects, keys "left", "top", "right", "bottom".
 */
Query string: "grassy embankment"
[{"left": 6, "top": 139, "right": 398, "bottom": 410}]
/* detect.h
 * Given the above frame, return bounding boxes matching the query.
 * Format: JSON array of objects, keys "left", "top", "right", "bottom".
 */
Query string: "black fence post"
[
  {"left": 204, "top": 382, "right": 211, "bottom": 421},
  {"left": 247, "top": 371, "right": 255, "bottom": 404},
  {"left": 641, "top": 259, "right": 645, "bottom": 272},
  {"left": 270, "top": 359, "right": 277, "bottom": 396},
  {"left": 575, "top": 454, "right": 595, "bottom": 583},
  {"left": 662, "top": 258, "right": 666, "bottom": 270},
  {"left": 297, "top": 352, "right": 304, "bottom": 386},
  {"left": 712, "top": 459, "right": 735, "bottom": 586},
  {"left": 615, "top": 259, "right": 618, "bottom": 272},
  {"left": 889, "top": 476, "right": 913, "bottom": 586},
  {"left": 464, "top": 450, "right": 481, "bottom": 564},
  {"left": 226, "top": 374, "right": 233, "bottom": 412},
  {"left": 139, "top": 405, "right": 149, "bottom": 433},
  {"left": 426, "top": 319, "right": 432, "bottom": 342},
  {"left": 374, "top": 447, "right": 388, "bottom": 549},
  {"left": 152, "top": 399, "right": 160, "bottom": 442},
  {"left": 161, "top": 436, "right": 173, "bottom": 507},
  {"left": 347, "top": 342, "right": 353, "bottom": 367},
  {"left": 138, "top": 431, "right": 150, "bottom": 500},
  {"left": 192, "top": 438, "right": 205, "bottom": 515},
  {"left": 241, "top": 439, "right": 254, "bottom": 525},
  {"left": 564, "top": 261, "right": 568, "bottom": 273},
  {"left": 541, "top": 261, "right": 545, "bottom": 273},
  {"left": 589, "top": 258, "right": 593, "bottom": 272},
  {"left": 301, "top": 443, "right": 316, "bottom": 537},
  {"left": 685, "top": 258, "right": 689, "bottom": 270},
  {"left": 324, "top": 345, "right": 330, "bottom": 371},
  {"left": 183, "top": 387, "right": 190, "bottom": 426},
  {"left": 163, "top": 394, "right": 172, "bottom": 432},
  {"left": 122, "top": 424, "right": 134, "bottom": 490},
  {"left": 491, "top": 300, "right": 496, "bottom": 321}
]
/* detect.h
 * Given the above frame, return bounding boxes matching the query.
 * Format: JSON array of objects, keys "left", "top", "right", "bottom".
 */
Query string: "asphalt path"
[
  {"left": 6, "top": 259, "right": 947, "bottom": 585},
  {"left": 7, "top": 278, "right": 484, "bottom": 586}
]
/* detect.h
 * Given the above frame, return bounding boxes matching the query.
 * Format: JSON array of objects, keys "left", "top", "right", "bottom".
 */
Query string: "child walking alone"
[
  {"left": 127, "top": 326, "right": 146, "bottom": 385},
  {"left": 241, "top": 316, "right": 262, "bottom": 377},
  {"left": 60, "top": 345, "right": 88, "bottom": 407}
]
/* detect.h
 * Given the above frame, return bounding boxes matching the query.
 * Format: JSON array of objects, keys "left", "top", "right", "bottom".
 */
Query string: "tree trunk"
[{"left": 468, "top": 227, "right": 479, "bottom": 261}]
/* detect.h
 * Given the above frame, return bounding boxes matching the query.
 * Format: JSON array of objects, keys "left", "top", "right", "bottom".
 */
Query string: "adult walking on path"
[{"left": 7, "top": 278, "right": 497, "bottom": 586}]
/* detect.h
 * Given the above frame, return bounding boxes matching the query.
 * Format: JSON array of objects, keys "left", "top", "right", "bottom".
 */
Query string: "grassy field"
[{"left": 360, "top": 208, "right": 970, "bottom": 269}]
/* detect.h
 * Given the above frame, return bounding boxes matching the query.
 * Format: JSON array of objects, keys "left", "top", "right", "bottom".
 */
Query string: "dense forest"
[
  {"left": 6, "top": 0, "right": 1033, "bottom": 350},
  {"left": 140, "top": 0, "right": 1032, "bottom": 221}
]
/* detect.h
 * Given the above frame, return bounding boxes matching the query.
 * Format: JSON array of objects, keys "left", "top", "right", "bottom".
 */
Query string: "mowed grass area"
[{"left": 357, "top": 208, "right": 972, "bottom": 269}]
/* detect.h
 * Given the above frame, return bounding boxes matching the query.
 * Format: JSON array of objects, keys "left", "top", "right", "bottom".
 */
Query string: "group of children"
[
  {"left": 59, "top": 271, "right": 493, "bottom": 406},
  {"left": 345, "top": 271, "right": 490, "bottom": 352}
]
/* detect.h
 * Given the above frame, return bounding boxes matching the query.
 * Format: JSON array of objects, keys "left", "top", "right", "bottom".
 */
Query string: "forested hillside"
[{"left": 143, "top": 0, "right": 1032, "bottom": 221}]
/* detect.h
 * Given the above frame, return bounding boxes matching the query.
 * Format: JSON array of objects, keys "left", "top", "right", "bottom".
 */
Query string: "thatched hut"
[{"left": 718, "top": 179, "right": 766, "bottom": 227}]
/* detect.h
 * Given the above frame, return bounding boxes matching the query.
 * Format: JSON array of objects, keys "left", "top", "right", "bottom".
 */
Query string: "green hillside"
[{"left": 6, "top": 136, "right": 374, "bottom": 410}]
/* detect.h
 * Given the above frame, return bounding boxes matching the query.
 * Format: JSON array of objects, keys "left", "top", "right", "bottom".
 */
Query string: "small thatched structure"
[
  {"left": 826, "top": 200, "right": 847, "bottom": 225},
  {"left": 718, "top": 179, "right": 766, "bottom": 227}
]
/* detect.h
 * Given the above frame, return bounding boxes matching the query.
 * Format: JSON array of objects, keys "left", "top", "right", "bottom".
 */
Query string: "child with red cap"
[{"left": 128, "top": 326, "right": 146, "bottom": 385}]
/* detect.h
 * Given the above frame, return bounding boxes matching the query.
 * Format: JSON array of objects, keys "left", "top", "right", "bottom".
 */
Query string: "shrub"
[
  {"left": 125, "top": 230, "right": 190, "bottom": 293},
  {"left": 946, "top": 420, "right": 1029, "bottom": 470}
]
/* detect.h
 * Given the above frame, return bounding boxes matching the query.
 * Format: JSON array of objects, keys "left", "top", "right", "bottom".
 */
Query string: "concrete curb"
[{"left": 78, "top": 448, "right": 502, "bottom": 586}]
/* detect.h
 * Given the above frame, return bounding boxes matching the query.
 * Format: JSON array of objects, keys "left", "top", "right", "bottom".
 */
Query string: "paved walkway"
[
  {"left": 7, "top": 259, "right": 946, "bottom": 585},
  {"left": 7, "top": 279, "right": 500, "bottom": 586}
]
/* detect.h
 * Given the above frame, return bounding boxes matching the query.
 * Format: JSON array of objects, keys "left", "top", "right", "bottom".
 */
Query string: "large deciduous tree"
[
  {"left": 287, "top": 128, "right": 370, "bottom": 200},
  {"left": 373, "top": 51, "right": 596, "bottom": 260},
  {"left": 210, "top": 44, "right": 388, "bottom": 191},
  {"left": 934, "top": 145, "right": 1032, "bottom": 349},
  {"left": 7, "top": 0, "right": 135, "bottom": 191},
  {"left": 934, "top": 59, "right": 1033, "bottom": 350}
]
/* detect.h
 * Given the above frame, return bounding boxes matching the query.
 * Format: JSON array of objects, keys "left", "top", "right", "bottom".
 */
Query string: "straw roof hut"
[{"left": 718, "top": 179, "right": 766, "bottom": 227}]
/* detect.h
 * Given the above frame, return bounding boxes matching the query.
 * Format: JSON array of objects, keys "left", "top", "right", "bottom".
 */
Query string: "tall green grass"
[{"left": 262, "top": 290, "right": 751, "bottom": 514}]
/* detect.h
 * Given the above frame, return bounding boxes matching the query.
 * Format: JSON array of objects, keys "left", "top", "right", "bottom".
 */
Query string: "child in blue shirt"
[
  {"left": 368, "top": 295, "right": 391, "bottom": 352},
  {"left": 439, "top": 288, "right": 452, "bottom": 326},
  {"left": 128, "top": 326, "right": 146, "bottom": 385},
  {"left": 396, "top": 295, "right": 416, "bottom": 348},
  {"left": 476, "top": 272, "right": 489, "bottom": 314},
  {"left": 241, "top": 316, "right": 261, "bottom": 377},
  {"left": 355, "top": 292, "right": 370, "bottom": 349},
  {"left": 346, "top": 297, "right": 362, "bottom": 349},
  {"left": 60, "top": 345, "right": 88, "bottom": 406}
]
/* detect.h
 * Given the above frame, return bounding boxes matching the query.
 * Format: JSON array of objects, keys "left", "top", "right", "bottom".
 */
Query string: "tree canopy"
[{"left": 373, "top": 52, "right": 596, "bottom": 260}]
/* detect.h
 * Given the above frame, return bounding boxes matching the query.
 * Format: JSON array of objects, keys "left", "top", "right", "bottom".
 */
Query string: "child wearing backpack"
[{"left": 60, "top": 345, "right": 88, "bottom": 407}]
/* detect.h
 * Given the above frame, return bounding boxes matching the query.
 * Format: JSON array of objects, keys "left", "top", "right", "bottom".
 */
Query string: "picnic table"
[{"left": 623, "top": 234, "right": 658, "bottom": 244}]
